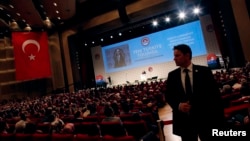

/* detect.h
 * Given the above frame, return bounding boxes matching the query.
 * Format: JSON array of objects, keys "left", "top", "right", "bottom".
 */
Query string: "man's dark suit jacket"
[{"left": 165, "top": 64, "right": 224, "bottom": 136}]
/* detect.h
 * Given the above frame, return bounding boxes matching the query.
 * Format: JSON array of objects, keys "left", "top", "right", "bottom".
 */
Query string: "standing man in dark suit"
[{"left": 165, "top": 44, "right": 225, "bottom": 141}]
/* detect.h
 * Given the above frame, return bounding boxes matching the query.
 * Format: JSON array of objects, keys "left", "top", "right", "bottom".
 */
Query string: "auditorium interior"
[{"left": 0, "top": 0, "right": 249, "bottom": 141}]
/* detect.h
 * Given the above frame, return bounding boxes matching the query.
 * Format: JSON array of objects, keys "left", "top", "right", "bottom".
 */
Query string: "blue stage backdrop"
[{"left": 101, "top": 20, "right": 207, "bottom": 73}]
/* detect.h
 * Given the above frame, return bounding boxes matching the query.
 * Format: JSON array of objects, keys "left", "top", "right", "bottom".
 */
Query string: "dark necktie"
[{"left": 184, "top": 69, "right": 192, "bottom": 96}]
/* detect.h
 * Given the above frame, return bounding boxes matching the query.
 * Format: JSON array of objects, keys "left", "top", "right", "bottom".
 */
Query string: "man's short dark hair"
[{"left": 173, "top": 44, "right": 192, "bottom": 59}]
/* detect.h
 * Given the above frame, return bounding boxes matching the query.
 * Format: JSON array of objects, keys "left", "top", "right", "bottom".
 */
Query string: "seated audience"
[
  {"left": 61, "top": 123, "right": 75, "bottom": 133},
  {"left": 49, "top": 112, "right": 65, "bottom": 133},
  {"left": 102, "top": 106, "right": 122, "bottom": 123},
  {"left": 72, "top": 110, "right": 84, "bottom": 122},
  {"left": 14, "top": 113, "right": 30, "bottom": 133}
]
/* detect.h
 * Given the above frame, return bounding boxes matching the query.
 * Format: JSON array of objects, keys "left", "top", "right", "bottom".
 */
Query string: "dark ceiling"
[
  {"left": 0, "top": 0, "right": 215, "bottom": 40},
  {"left": 0, "top": 0, "right": 138, "bottom": 32}
]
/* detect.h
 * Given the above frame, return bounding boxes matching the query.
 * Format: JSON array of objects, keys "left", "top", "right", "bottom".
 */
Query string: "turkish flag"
[{"left": 12, "top": 32, "right": 51, "bottom": 80}]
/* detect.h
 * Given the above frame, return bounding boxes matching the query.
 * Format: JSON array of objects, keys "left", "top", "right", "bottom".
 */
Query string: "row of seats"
[
  {"left": 224, "top": 103, "right": 250, "bottom": 119},
  {"left": 0, "top": 133, "right": 136, "bottom": 141},
  {"left": 7, "top": 120, "right": 149, "bottom": 140},
  {"left": 5, "top": 113, "right": 154, "bottom": 125}
]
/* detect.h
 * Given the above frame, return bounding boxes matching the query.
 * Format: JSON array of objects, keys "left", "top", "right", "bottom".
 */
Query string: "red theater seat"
[
  {"left": 15, "top": 133, "right": 32, "bottom": 141},
  {"left": 123, "top": 120, "right": 148, "bottom": 140},
  {"left": 230, "top": 96, "right": 250, "bottom": 106},
  {"left": 99, "top": 122, "right": 127, "bottom": 137},
  {"left": 31, "top": 133, "right": 50, "bottom": 141},
  {"left": 73, "top": 134, "right": 101, "bottom": 141},
  {"left": 224, "top": 103, "right": 250, "bottom": 118},
  {"left": 74, "top": 122, "right": 100, "bottom": 136},
  {"left": 119, "top": 114, "right": 133, "bottom": 121},
  {"left": 0, "top": 133, "right": 15, "bottom": 141},
  {"left": 84, "top": 116, "right": 101, "bottom": 123},
  {"left": 102, "top": 135, "right": 136, "bottom": 141},
  {"left": 51, "top": 133, "right": 74, "bottom": 141},
  {"left": 140, "top": 113, "right": 155, "bottom": 124},
  {"left": 36, "top": 123, "right": 51, "bottom": 133}
]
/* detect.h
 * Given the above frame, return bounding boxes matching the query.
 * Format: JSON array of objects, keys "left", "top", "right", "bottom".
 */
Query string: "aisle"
[{"left": 158, "top": 104, "right": 181, "bottom": 141}]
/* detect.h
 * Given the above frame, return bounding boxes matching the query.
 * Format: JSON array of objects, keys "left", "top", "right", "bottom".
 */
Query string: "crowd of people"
[
  {"left": 0, "top": 79, "right": 165, "bottom": 139},
  {"left": 0, "top": 58, "right": 249, "bottom": 140}
]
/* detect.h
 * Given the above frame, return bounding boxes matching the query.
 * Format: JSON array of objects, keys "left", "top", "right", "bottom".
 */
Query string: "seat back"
[
  {"left": 74, "top": 122, "right": 100, "bottom": 136},
  {"left": 31, "top": 133, "right": 51, "bottom": 141},
  {"left": 84, "top": 116, "right": 100, "bottom": 122},
  {"left": 123, "top": 120, "right": 148, "bottom": 140},
  {"left": 73, "top": 134, "right": 101, "bottom": 141},
  {"left": 51, "top": 133, "right": 74, "bottom": 141},
  {"left": 119, "top": 114, "right": 133, "bottom": 121},
  {"left": 6, "top": 123, "right": 15, "bottom": 133},
  {"left": 15, "top": 133, "right": 32, "bottom": 141},
  {"left": 102, "top": 135, "right": 136, "bottom": 141},
  {"left": 36, "top": 123, "right": 51, "bottom": 133},
  {"left": 99, "top": 122, "right": 127, "bottom": 137},
  {"left": 0, "top": 133, "right": 15, "bottom": 141}
]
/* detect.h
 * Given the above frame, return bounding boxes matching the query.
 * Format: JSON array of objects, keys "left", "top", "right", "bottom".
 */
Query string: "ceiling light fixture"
[
  {"left": 24, "top": 24, "right": 32, "bottom": 31},
  {"left": 9, "top": 20, "right": 19, "bottom": 30},
  {"left": 43, "top": 17, "right": 52, "bottom": 28}
]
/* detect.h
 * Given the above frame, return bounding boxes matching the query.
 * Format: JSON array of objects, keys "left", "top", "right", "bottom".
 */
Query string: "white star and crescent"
[
  {"left": 21, "top": 39, "right": 40, "bottom": 61},
  {"left": 28, "top": 54, "right": 35, "bottom": 60}
]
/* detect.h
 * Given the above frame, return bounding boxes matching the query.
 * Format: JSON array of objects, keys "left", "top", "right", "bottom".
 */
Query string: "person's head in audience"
[
  {"left": 221, "top": 84, "right": 232, "bottom": 94},
  {"left": 111, "top": 101, "right": 120, "bottom": 115},
  {"left": 87, "top": 103, "right": 97, "bottom": 115},
  {"left": 61, "top": 123, "right": 74, "bottom": 134},
  {"left": 121, "top": 102, "right": 130, "bottom": 114},
  {"left": 20, "top": 113, "right": 27, "bottom": 121},
  {"left": 104, "top": 106, "right": 114, "bottom": 117},
  {"left": 74, "top": 111, "right": 81, "bottom": 118},
  {"left": 132, "top": 113, "right": 142, "bottom": 121},
  {"left": 50, "top": 112, "right": 65, "bottom": 133},
  {"left": 15, "top": 113, "right": 28, "bottom": 133},
  {"left": 102, "top": 106, "right": 122, "bottom": 123}
]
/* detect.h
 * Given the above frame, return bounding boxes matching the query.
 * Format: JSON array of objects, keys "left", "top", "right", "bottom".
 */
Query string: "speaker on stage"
[{"left": 107, "top": 76, "right": 112, "bottom": 85}]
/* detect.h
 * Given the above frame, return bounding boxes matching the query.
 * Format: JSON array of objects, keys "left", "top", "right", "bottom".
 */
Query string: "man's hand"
[{"left": 179, "top": 101, "right": 191, "bottom": 113}]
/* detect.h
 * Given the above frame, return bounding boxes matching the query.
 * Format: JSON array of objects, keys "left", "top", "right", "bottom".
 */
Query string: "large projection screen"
[{"left": 102, "top": 20, "right": 207, "bottom": 73}]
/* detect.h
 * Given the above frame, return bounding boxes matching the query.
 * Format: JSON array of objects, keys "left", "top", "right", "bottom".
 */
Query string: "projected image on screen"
[
  {"left": 102, "top": 20, "right": 207, "bottom": 73},
  {"left": 105, "top": 44, "right": 131, "bottom": 69}
]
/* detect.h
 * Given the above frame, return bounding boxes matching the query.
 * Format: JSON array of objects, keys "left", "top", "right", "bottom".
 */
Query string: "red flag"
[{"left": 12, "top": 32, "right": 51, "bottom": 80}]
